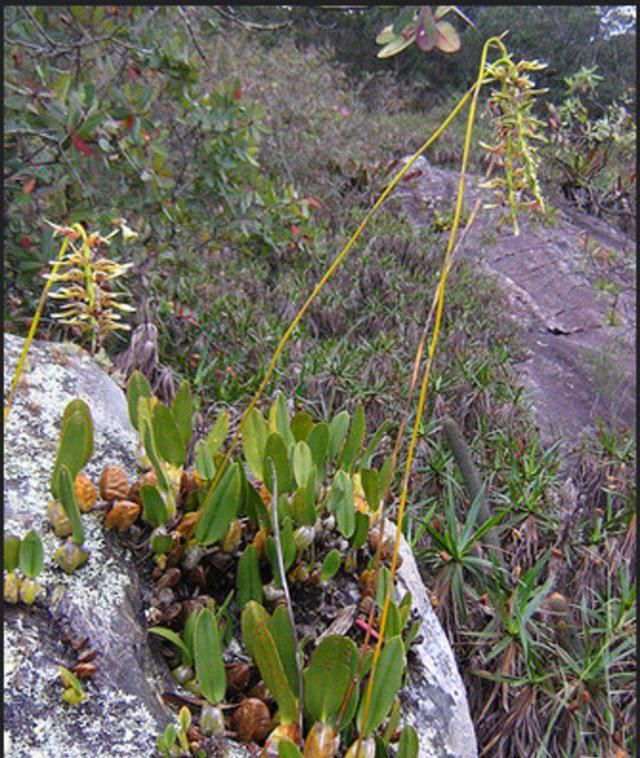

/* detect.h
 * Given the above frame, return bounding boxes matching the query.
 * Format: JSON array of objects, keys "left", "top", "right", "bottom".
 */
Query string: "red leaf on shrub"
[
  {"left": 125, "top": 115, "right": 134, "bottom": 131},
  {"left": 289, "top": 242, "right": 296, "bottom": 251},
  {"left": 20, "top": 236, "right": 32, "bottom": 249},
  {"left": 23, "top": 177, "right": 36, "bottom": 194},
  {"left": 71, "top": 135, "right": 92, "bottom": 156},
  {"left": 128, "top": 66, "right": 139, "bottom": 82},
  {"left": 307, "top": 196, "right": 322, "bottom": 210},
  {"left": 234, "top": 88, "right": 243, "bottom": 100},
  {"left": 291, "top": 224, "right": 299, "bottom": 238}
]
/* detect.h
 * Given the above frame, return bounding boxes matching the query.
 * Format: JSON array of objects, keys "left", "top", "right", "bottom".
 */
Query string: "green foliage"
[
  {"left": 58, "top": 465, "right": 85, "bottom": 545},
  {"left": 194, "top": 608, "right": 226, "bottom": 705},
  {"left": 356, "top": 637, "right": 405, "bottom": 737},
  {"left": 4, "top": 535, "right": 22, "bottom": 573},
  {"left": 241, "top": 601, "right": 298, "bottom": 724},
  {"left": 237, "top": 544, "right": 264, "bottom": 608},
  {"left": 4, "top": 7, "right": 315, "bottom": 345},
  {"left": 50, "top": 399, "right": 94, "bottom": 500},
  {"left": 59, "top": 665, "right": 86, "bottom": 706},
  {"left": 195, "top": 462, "right": 241, "bottom": 546},
  {"left": 140, "top": 484, "right": 169, "bottom": 528},
  {"left": 304, "top": 635, "right": 359, "bottom": 724},
  {"left": 18, "top": 529, "right": 44, "bottom": 579},
  {"left": 543, "top": 66, "right": 636, "bottom": 229}
]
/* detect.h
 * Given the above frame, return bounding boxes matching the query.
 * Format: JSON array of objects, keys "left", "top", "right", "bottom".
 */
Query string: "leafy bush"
[
  {"left": 4, "top": 6, "right": 314, "bottom": 340},
  {"left": 542, "top": 66, "right": 636, "bottom": 233}
]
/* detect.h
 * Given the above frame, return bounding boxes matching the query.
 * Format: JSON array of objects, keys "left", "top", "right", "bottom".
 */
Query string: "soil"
[{"left": 394, "top": 157, "right": 636, "bottom": 464}]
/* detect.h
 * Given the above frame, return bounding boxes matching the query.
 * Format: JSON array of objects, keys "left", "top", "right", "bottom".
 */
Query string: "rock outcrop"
[
  {"left": 4, "top": 333, "right": 477, "bottom": 758},
  {"left": 393, "top": 156, "right": 636, "bottom": 457}
]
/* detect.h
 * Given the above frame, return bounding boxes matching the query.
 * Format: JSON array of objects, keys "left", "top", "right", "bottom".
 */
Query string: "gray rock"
[
  {"left": 4, "top": 333, "right": 174, "bottom": 758},
  {"left": 3, "top": 333, "right": 477, "bottom": 757},
  {"left": 394, "top": 156, "right": 636, "bottom": 457},
  {"left": 391, "top": 522, "right": 477, "bottom": 758}
]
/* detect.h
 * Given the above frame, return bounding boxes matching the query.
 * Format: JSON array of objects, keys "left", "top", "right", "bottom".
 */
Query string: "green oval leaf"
[
  {"left": 206, "top": 411, "right": 229, "bottom": 458},
  {"left": 397, "top": 725, "right": 419, "bottom": 758},
  {"left": 319, "top": 548, "right": 342, "bottom": 583},
  {"left": 250, "top": 619, "right": 297, "bottom": 723},
  {"left": 127, "top": 371, "right": 151, "bottom": 431},
  {"left": 171, "top": 380, "right": 193, "bottom": 448},
  {"left": 195, "top": 439, "right": 216, "bottom": 481},
  {"left": 304, "top": 635, "right": 358, "bottom": 723},
  {"left": 269, "top": 392, "right": 294, "bottom": 449},
  {"left": 194, "top": 608, "right": 226, "bottom": 704},
  {"left": 292, "top": 440, "right": 313, "bottom": 488},
  {"left": 357, "top": 637, "right": 405, "bottom": 736},
  {"left": 59, "top": 465, "right": 85, "bottom": 545},
  {"left": 140, "top": 484, "right": 169, "bottom": 527},
  {"left": 307, "top": 422, "right": 329, "bottom": 473},
  {"left": 153, "top": 401, "right": 186, "bottom": 467},
  {"left": 19, "top": 529, "right": 44, "bottom": 579},
  {"left": 291, "top": 411, "right": 314, "bottom": 442},
  {"left": 339, "top": 402, "right": 365, "bottom": 471},
  {"left": 270, "top": 605, "right": 299, "bottom": 696},
  {"left": 51, "top": 400, "right": 94, "bottom": 499},
  {"left": 328, "top": 410, "right": 349, "bottom": 461},
  {"left": 195, "top": 463, "right": 241, "bottom": 546},
  {"left": 237, "top": 544, "right": 264, "bottom": 609},
  {"left": 4, "top": 535, "right": 21, "bottom": 573},
  {"left": 243, "top": 407, "right": 268, "bottom": 480},
  {"left": 263, "top": 433, "right": 292, "bottom": 494}
]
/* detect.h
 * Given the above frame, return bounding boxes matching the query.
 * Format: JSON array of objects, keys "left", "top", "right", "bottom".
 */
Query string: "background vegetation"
[{"left": 4, "top": 6, "right": 636, "bottom": 757}]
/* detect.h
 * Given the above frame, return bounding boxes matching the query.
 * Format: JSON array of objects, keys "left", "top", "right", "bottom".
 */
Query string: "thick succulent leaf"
[
  {"left": 171, "top": 380, "right": 193, "bottom": 448},
  {"left": 263, "top": 433, "right": 292, "bottom": 494},
  {"left": 51, "top": 400, "right": 94, "bottom": 499},
  {"left": 206, "top": 411, "right": 229, "bottom": 458},
  {"left": 152, "top": 401, "right": 186, "bottom": 467},
  {"left": 4, "top": 535, "right": 21, "bottom": 572},
  {"left": 140, "top": 483, "right": 169, "bottom": 528},
  {"left": 292, "top": 440, "right": 313, "bottom": 488},
  {"left": 392, "top": 7, "right": 417, "bottom": 34},
  {"left": 291, "top": 411, "right": 314, "bottom": 442},
  {"left": 18, "top": 529, "right": 44, "bottom": 579},
  {"left": 270, "top": 605, "right": 299, "bottom": 696},
  {"left": 243, "top": 407, "right": 268, "bottom": 480},
  {"left": 397, "top": 725, "right": 419, "bottom": 758},
  {"left": 339, "top": 402, "right": 365, "bottom": 471},
  {"left": 241, "top": 600, "right": 271, "bottom": 659},
  {"left": 304, "top": 635, "right": 358, "bottom": 723},
  {"left": 126, "top": 370, "right": 151, "bottom": 431},
  {"left": 375, "top": 24, "right": 396, "bottom": 45},
  {"left": 58, "top": 465, "right": 85, "bottom": 545},
  {"left": 237, "top": 544, "right": 264, "bottom": 609},
  {"left": 328, "top": 410, "right": 349, "bottom": 460},
  {"left": 357, "top": 637, "right": 405, "bottom": 736},
  {"left": 248, "top": 617, "right": 297, "bottom": 723},
  {"left": 195, "top": 463, "right": 241, "bottom": 546},
  {"left": 268, "top": 392, "right": 294, "bottom": 448},
  {"left": 195, "top": 439, "right": 216, "bottom": 481},
  {"left": 194, "top": 608, "right": 226, "bottom": 704}
]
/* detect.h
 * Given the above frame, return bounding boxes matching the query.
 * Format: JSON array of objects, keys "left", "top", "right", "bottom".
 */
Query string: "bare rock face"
[
  {"left": 3, "top": 333, "right": 477, "bottom": 758},
  {"left": 393, "top": 156, "right": 636, "bottom": 456}
]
